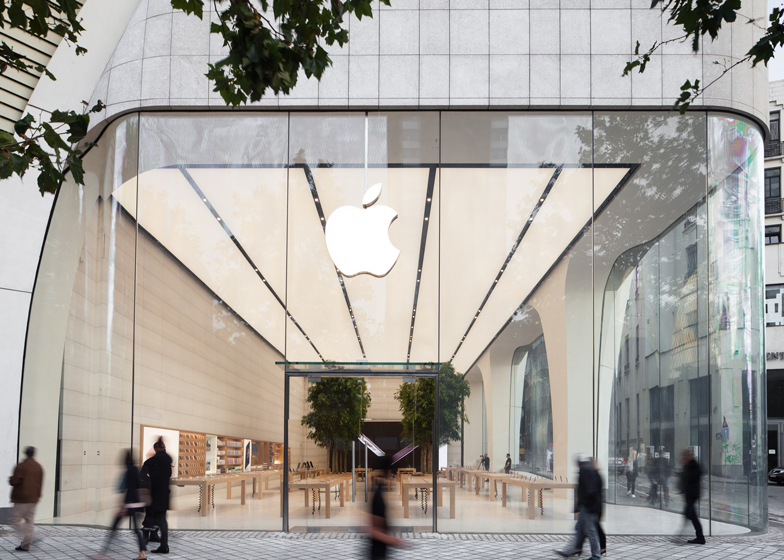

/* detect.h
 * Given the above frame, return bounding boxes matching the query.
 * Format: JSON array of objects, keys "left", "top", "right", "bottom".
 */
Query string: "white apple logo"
[{"left": 325, "top": 183, "right": 400, "bottom": 278}]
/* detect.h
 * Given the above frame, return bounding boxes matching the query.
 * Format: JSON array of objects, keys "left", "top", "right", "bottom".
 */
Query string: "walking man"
[
  {"left": 556, "top": 454, "right": 602, "bottom": 559},
  {"left": 9, "top": 446, "right": 43, "bottom": 552},
  {"left": 679, "top": 449, "right": 705, "bottom": 544},
  {"left": 141, "top": 438, "right": 172, "bottom": 554}
]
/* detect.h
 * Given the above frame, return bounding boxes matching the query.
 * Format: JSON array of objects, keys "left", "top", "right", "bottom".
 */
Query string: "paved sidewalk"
[{"left": 2, "top": 524, "right": 784, "bottom": 559}]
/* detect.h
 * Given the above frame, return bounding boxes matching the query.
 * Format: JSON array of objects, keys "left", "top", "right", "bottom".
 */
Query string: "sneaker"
[
  {"left": 626, "top": 490, "right": 631, "bottom": 495},
  {"left": 631, "top": 494, "right": 636, "bottom": 497},
  {"left": 555, "top": 549, "right": 580, "bottom": 558},
  {"left": 15, "top": 545, "right": 29, "bottom": 552},
  {"left": 687, "top": 537, "right": 706, "bottom": 545}
]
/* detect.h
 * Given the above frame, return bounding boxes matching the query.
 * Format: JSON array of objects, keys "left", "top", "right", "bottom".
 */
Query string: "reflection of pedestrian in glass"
[
  {"left": 658, "top": 453, "right": 671, "bottom": 506},
  {"left": 95, "top": 450, "right": 147, "bottom": 560},
  {"left": 483, "top": 453, "right": 490, "bottom": 471},
  {"left": 368, "top": 456, "right": 406, "bottom": 559},
  {"left": 625, "top": 450, "right": 637, "bottom": 497},
  {"left": 556, "top": 454, "right": 602, "bottom": 559},
  {"left": 679, "top": 449, "right": 705, "bottom": 545},
  {"left": 504, "top": 453, "right": 511, "bottom": 474},
  {"left": 647, "top": 454, "right": 659, "bottom": 505}
]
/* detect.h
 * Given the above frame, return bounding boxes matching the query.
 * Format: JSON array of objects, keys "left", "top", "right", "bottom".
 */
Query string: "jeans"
[
  {"left": 105, "top": 506, "right": 146, "bottom": 553},
  {"left": 146, "top": 509, "right": 168, "bottom": 549},
  {"left": 684, "top": 498, "right": 704, "bottom": 539},
  {"left": 625, "top": 472, "right": 636, "bottom": 494},
  {"left": 11, "top": 502, "right": 36, "bottom": 549},
  {"left": 571, "top": 509, "right": 601, "bottom": 560}
]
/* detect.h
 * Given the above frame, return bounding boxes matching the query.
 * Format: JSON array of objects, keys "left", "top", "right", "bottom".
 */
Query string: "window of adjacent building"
[
  {"left": 686, "top": 243, "right": 698, "bottom": 278},
  {"left": 766, "top": 284, "right": 784, "bottom": 326},
  {"left": 766, "top": 168, "right": 781, "bottom": 214},
  {"left": 768, "top": 112, "right": 782, "bottom": 158},
  {"left": 624, "top": 336, "right": 630, "bottom": 373},
  {"left": 766, "top": 225, "right": 781, "bottom": 245}
]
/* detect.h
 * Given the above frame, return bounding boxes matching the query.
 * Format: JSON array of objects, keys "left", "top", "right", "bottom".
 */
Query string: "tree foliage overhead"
[
  {"left": 395, "top": 363, "right": 470, "bottom": 473},
  {"left": 301, "top": 377, "right": 370, "bottom": 472},
  {"left": 175, "top": 0, "right": 389, "bottom": 106},
  {"left": 1, "top": 0, "right": 387, "bottom": 194},
  {"left": 625, "top": 0, "right": 783, "bottom": 113}
]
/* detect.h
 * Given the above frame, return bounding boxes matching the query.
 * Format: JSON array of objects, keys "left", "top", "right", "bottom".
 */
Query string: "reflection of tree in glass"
[
  {"left": 395, "top": 364, "right": 470, "bottom": 474},
  {"left": 301, "top": 377, "right": 370, "bottom": 473}
]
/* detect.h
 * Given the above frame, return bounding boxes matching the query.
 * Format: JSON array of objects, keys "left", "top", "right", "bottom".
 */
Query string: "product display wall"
[{"left": 19, "top": 111, "right": 765, "bottom": 534}]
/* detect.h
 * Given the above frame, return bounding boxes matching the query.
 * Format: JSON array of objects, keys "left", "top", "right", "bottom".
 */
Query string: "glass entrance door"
[{"left": 282, "top": 364, "right": 438, "bottom": 532}]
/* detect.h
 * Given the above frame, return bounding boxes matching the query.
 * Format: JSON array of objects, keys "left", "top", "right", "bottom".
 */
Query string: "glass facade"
[{"left": 19, "top": 111, "right": 765, "bottom": 535}]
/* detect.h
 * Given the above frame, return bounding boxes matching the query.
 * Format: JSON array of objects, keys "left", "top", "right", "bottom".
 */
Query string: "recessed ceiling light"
[
  {"left": 254, "top": 268, "right": 258, "bottom": 272},
  {"left": 425, "top": 217, "right": 429, "bottom": 221},
  {"left": 427, "top": 198, "right": 431, "bottom": 201},
  {"left": 321, "top": 217, "right": 325, "bottom": 221},
  {"left": 202, "top": 198, "right": 207, "bottom": 202},
  {"left": 315, "top": 198, "right": 319, "bottom": 202},
  {"left": 217, "top": 217, "right": 221, "bottom": 221}
]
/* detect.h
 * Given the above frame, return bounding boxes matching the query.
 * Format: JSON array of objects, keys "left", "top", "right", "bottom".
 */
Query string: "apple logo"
[{"left": 325, "top": 183, "right": 400, "bottom": 278}]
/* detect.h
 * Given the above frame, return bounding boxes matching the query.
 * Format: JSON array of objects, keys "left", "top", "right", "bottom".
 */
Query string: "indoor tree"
[
  {"left": 395, "top": 363, "right": 470, "bottom": 474},
  {"left": 301, "top": 377, "right": 371, "bottom": 473}
]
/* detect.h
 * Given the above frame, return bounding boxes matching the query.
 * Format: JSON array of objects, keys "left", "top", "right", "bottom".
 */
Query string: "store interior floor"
[{"left": 138, "top": 477, "right": 750, "bottom": 535}]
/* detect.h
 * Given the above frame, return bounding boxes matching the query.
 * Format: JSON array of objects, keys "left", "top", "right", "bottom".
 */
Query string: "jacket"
[
  {"left": 122, "top": 464, "right": 142, "bottom": 506},
  {"left": 576, "top": 463, "right": 602, "bottom": 515},
  {"left": 141, "top": 450, "right": 172, "bottom": 511},
  {"left": 9, "top": 458, "right": 43, "bottom": 504},
  {"left": 679, "top": 458, "right": 702, "bottom": 501}
]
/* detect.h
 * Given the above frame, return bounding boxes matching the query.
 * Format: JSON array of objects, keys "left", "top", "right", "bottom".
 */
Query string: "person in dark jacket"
[
  {"left": 141, "top": 437, "right": 173, "bottom": 554},
  {"left": 367, "top": 456, "right": 406, "bottom": 559},
  {"left": 679, "top": 449, "right": 705, "bottom": 544},
  {"left": 556, "top": 454, "right": 602, "bottom": 559},
  {"left": 96, "top": 450, "right": 147, "bottom": 560},
  {"left": 9, "top": 446, "right": 43, "bottom": 552},
  {"left": 504, "top": 454, "right": 512, "bottom": 474}
]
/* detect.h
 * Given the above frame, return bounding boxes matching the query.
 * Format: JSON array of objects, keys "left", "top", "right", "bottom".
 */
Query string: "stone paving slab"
[{"left": 1, "top": 524, "right": 783, "bottom": 559}]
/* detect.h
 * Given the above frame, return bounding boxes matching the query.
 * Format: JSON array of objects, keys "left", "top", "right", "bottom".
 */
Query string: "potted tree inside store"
[
  {"left": 395, "top": 363, "right": 470, "bottom": 474},
  {"left": 301, "top": 377, "right": 371, "bottom": 473}
]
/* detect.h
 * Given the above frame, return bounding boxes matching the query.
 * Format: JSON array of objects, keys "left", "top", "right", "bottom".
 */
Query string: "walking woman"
[
  {"left": 625, "top": 450, "right": 638, "bottom": 497},
  {"left": 96, "top": 450, "right": 147, "bottom": 560}
]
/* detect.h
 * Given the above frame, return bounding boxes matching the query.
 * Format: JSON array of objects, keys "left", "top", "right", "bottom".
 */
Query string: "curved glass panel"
[{"left": 19, "top": 110, "right": 763, "bottom": 535}]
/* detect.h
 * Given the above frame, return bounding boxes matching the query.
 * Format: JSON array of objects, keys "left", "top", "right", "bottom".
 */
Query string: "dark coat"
[
  {"left": 9, "top": 458, "right": 43, "bottom": 504},
  {"left": 679, "top": 458, "right": 702, "bottom": 501},
  {"left": 141, "top": 450, "right": 172, "bottom": 512},
  {"left": 122, "top": 464, "right": 142, "bottom": 505},
  {"left": 576, "top": 463, "right": 602, "bottom": 515}
]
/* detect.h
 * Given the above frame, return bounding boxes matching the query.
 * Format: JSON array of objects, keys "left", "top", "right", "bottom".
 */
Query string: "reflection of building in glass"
[{"left": 512, "top": 336, "right": 553, "bottom": 476}]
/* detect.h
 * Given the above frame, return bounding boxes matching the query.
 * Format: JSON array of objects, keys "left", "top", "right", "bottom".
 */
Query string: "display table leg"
[
  {"left": 437, "top": 486, "right": 443, "bottom": 507},
  {"left": 227, "top": 480, "right": 232, "bottom": 499},
  {"left": 325, "top": 485, "right": 331, "bottom": 518},
  {"left": 265, "top": 476, "right": 270, "bottom": 490},
  {"left": 201, "top": 483, "right": 208, "bottom": 517},
  {"left": 241, "top": 479, "right": 246, "bottom": 505},
  {"left": 528, "top": 488, "right": 535, "bottom": 519},
  {"left": 502, "top": 482, "right": 507, "bottom": 507},
  {"left": 339, "top": 482, "right": 345, "bottom": 507},
  {"left": 403, "top": 487, "right": 409, "bottom": 518},
  {"left": 304, "top": 487, "right": 309, "bottom": 506},
  {"left": 256, "top": 476, "right": 263, "bottom": 500},
  {"left": 450, "top": 486, "right": 455, "bottom": 519},
  {"left": 475, "top": 475, "right": 480, "bottom": 495}
]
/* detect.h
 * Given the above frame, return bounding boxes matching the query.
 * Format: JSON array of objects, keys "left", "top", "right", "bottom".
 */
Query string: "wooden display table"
[
  {"left": 442, "top": 467, "right": 461, "bottom": 481},
  {"left": 501, "top": 476, "right": 578, "bottom": 520},
  {"left": 457, "top": 469, "right": 494, "bottom": 492},
  {"left": 282, "top": 476, "right": 351, "bottom": 519},
  {"left": 172, "top": 474, "right": 247, "bottom": 516},
  {"left": 400, "top": 475, "right": 456, "bottom": 519}
]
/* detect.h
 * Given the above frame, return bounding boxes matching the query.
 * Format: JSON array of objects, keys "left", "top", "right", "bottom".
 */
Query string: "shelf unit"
[
  {"left": 217, "top": 436, "right": 244, "bottom": 473},
  {"left": 178, "top": 431, "right": 206, "bottom": 477}
]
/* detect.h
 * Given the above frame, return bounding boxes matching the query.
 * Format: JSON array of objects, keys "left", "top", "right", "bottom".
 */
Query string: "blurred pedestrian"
[
  {"left": 9, "top": 446, "right": 43, "bottom": 552},
  {"left": 679, "top": 449, "right": 705, "bottom": 545},
  {"left": 368, "top": 456, "right": 406, "bottom": 559},
  {"left": 625, "top": 450, "right": 638, "bottom": 497},
  {"left": 95, "top": 450, "right": 147, "bottom": 560},
  {"left": 556, "top": 454, "right": 602, "bottom": 559},
  {"left": 659, "top": 452, "right": 671, "bottom": 506},
  {"left": 140, "top": 437, "right": 172, "bottom": 554},
  {"left": 646, "top": 453, "right": 659, "bottom": 505},
  {"left": 504, "top": 453, "right": 512, "bottom": 474}
]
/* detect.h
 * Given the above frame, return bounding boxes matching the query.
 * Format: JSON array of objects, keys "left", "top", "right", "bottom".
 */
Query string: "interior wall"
[{"left": 463, "top": 368, "right": 484, "bottom": 470}]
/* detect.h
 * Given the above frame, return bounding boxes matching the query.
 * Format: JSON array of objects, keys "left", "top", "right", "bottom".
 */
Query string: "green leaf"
[
  {"left": 171, "top": 0, "right": 204, "bottom": 19},
  {"left": 14, "top": 114, "right": 35, "bottom": 137}
]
